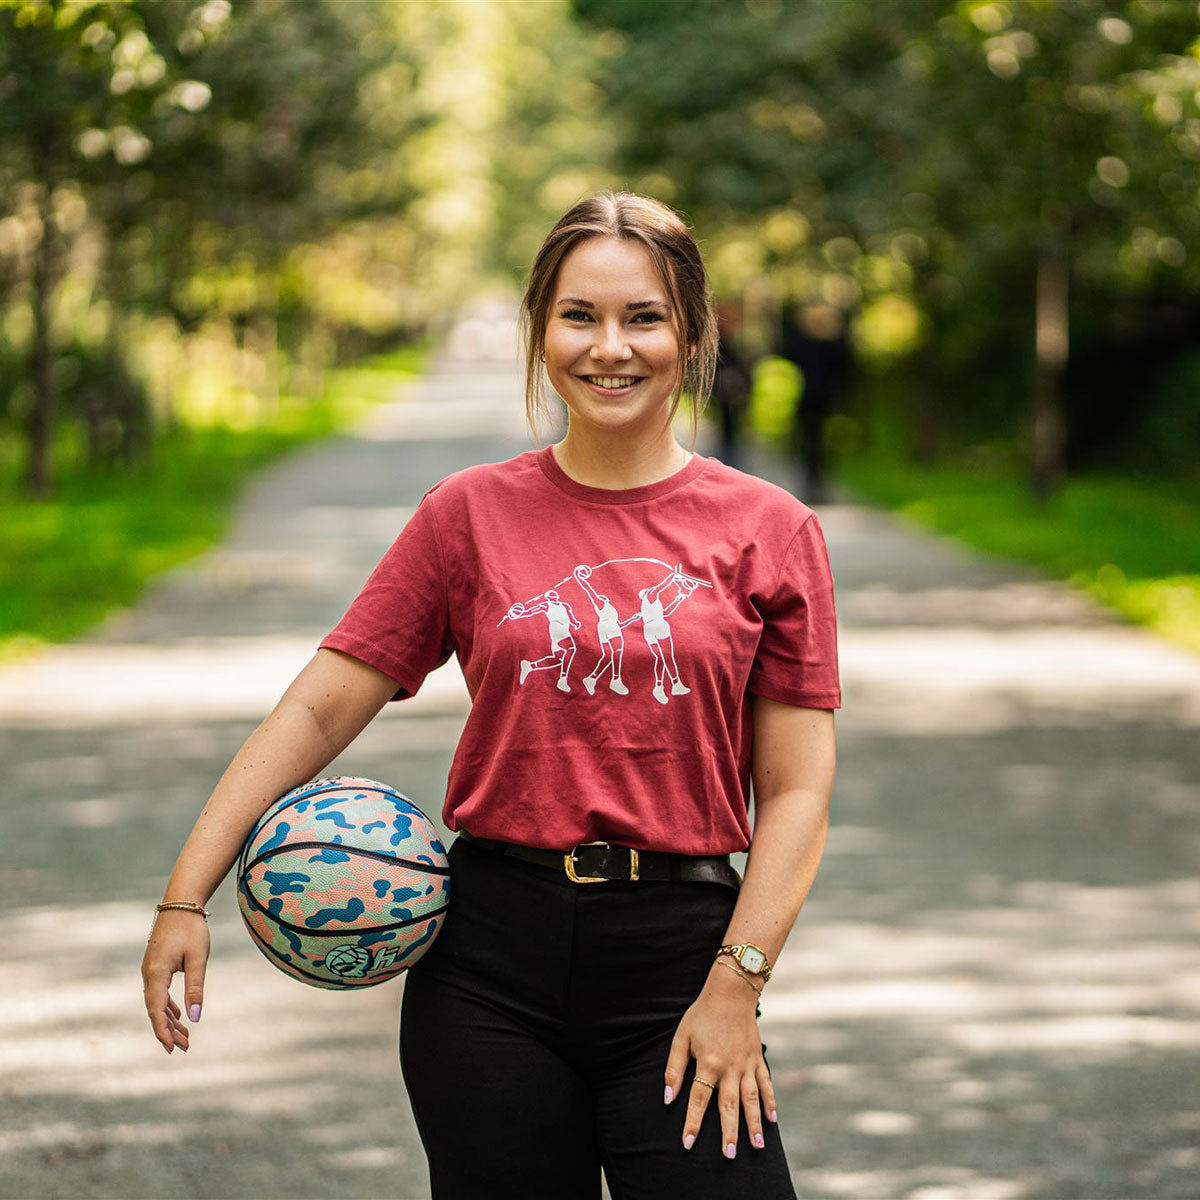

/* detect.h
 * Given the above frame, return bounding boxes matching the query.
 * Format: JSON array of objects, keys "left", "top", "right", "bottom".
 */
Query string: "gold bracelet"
[
  {"left": 156, "top": 901, "right": 210, "bottom": 918},
  {"left": 148, "top": 901, "right": 210, "bottom": 943},
  {"left": 716, "top": 956, "right": 763, "bottom": 996}
]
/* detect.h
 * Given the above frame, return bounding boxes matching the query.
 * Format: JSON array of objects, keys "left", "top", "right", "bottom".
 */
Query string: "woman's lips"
[{"left": 578, "top": 376, "right": 645, "bottom": 396}]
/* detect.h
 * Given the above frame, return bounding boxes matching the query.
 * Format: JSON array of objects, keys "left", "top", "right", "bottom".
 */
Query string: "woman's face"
[{"left": 543, "top": 236, "right": 685, "bottom": 438}]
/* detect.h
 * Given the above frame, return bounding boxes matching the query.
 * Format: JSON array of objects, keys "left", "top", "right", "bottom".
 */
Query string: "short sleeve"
[
  {"left": 318, "top": 492, "right": 455, "bottom": 701},
  {"left": 747, "top": 512, "right": 842, "bottom": 708}
]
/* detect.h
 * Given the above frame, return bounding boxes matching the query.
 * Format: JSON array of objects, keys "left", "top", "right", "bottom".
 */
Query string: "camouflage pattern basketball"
[{"left": 236, "top": 775, "right": 450, "bottom": 989}]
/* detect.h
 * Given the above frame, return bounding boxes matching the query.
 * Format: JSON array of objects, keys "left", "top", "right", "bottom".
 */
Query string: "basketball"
[{"left": 236, "top": 775, "right": 450, "bottom": 990}]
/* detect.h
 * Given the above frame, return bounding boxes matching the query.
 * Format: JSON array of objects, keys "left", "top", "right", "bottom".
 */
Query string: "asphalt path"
[{"left": 2, "top": 320, "right": 1199, "bottom": 1200}]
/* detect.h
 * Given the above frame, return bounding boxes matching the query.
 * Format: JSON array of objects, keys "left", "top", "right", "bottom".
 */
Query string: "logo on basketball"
[{"left": 324, "top": 944, "right": 371, "bottom": 978}]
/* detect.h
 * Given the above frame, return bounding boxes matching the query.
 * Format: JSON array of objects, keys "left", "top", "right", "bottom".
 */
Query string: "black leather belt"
[{"left": 457, "top": 829, "right": 741, "bottom": 890}]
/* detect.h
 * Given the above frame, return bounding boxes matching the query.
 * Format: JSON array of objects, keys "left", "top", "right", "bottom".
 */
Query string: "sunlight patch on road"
[
  {"left": 796, "top": 1166, "right": 1030, "bottom": 1200},
  {"left": 0, "top": 1121, "right": 183, "bottom": 1156},
  {"left": 764, "top": 879, "right": 1200, "bottom": 1055},
  {"left": 838, "top": 623, "right": 1200, "bottom": 730},
  {"left": 947, "top": 1014, "right": 1200, "bottom": 1053},
  {"left": 4, "top": 901, "right": 407, "bottom": 1108},
  {"left": 0, "top": 636, "right": 470, "bottom": 726},
  {"left": 351, "top": 385, "right": 531, "bottom": 442}
]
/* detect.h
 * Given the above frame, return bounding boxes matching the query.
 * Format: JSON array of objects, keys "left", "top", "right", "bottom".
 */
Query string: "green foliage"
[
  {"left": 839, "top": 448, "right": 1200, "bottom": 654},
  {"left": 0, "top": 346, "right": 427, "bottom": 659},
  {"left": 0, "top": 426, "right": 285, "bottom": 651},
  {"left": 747, "top": 356, "right": 801, "bottom": 442},
  {"left": 570, "top": 0, "right": 1200, "bottom": 477},
  {"left": 1137, "top": 348, "right": 1200, "bottom": 474},
  {"left": 1083, "top": 568, "right": 1200, "bottom": 654},
  {"left": 0, "top": 0, "right": 507, "bottom": 496}
]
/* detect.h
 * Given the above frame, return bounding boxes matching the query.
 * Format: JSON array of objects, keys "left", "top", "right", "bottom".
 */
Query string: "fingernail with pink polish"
[
  {"left": 725, "top": 1142, "right": 736, "bottom": 1159},
  {"left": 188, "top": 1004, "right": 201, "bottom": 1023},
  {"left": 663, "top": 1086, "right": 673, "bottom": 1104},
  {"left": 753, "top": 1133, "right": 765, "bottom": 1148},
  {"left": 768, "top": 1109, "right": 778, "bottom": 1123},
  {"left": 683, "top": 1134, "right": 695, "bottom": 1151}
]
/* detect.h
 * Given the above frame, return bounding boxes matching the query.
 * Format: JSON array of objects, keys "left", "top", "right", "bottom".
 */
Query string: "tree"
[
  {"left": 570, "top": 0, "right": 1200, "bottom": 497},
  {"left": 0, "top": 0, "right": 175, "bottom": 494},
  {"left": 0, "top": 0, "right": 415, "bottom": 493}
]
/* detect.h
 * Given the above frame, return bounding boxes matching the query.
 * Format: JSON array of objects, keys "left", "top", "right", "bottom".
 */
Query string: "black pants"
[{"left": 399, "top": 835, "right": 797, "bottom": 1200}]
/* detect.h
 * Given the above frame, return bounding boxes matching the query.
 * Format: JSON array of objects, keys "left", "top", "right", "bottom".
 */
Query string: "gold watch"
[{"left": 716, "top": 942, "right": 773, "bottom": 981}]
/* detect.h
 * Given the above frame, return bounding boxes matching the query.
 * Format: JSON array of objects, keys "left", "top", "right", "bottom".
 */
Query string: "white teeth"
[{"left": 585, "top": 376, "right": 641, "bottom": 389}]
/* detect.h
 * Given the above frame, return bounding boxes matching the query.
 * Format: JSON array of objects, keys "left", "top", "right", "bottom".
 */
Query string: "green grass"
[
  {"left": 0, "top": 345, "right": 428, "bottom": 663},
  {"left": 838, "top": 453, "right": 1200, "bottom": 655}
]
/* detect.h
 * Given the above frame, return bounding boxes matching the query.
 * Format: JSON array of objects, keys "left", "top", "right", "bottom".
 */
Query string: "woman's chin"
[{"left": 564, "top": 396, "right": 673, "bottom": 435}]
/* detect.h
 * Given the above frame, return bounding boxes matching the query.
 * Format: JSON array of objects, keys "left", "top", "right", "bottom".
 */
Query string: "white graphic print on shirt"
[{"left": 498, "top": 557, "right": 712, "bottom": 705}]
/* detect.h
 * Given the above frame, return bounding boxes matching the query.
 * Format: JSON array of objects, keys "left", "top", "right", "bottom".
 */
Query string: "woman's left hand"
[{"left": 663, "top": 962, "right": 778, "bottom": 1157}]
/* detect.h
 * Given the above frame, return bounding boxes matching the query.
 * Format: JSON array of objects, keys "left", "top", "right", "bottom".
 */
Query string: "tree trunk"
[
  {"left": 908, "top": 265, "right": 941, "bottom": 462},
  {"left": 1029, "top": 216, "right": 1069, "bottom": 504},
  {"left": 909, "top": 342, "right": 941, "bottom": 462},
  {"left": 24, "top": 183, "right": 56, "bottom": 499}
]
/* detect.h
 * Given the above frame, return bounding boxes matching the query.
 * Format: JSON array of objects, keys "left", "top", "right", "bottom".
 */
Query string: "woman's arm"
[
  {"left": 716, "top": 697, "right": 836, "bottom": 973},
  {"left": 664, "top": 696, "right": 836, "bottom": 1156},
  {"left": 140, "top": 647, "right": 401, "bottom": 1053}
]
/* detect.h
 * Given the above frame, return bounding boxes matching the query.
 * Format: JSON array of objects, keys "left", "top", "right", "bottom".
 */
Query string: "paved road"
[{"left": 3, "top": 317, "right": 1199, "bottom": 1200}]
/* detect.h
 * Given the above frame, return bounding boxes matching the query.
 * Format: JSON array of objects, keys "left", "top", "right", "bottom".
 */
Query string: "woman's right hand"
[
  {"left": 136, "top": 648, "right": 401, "bottom": 1055},
  {"left": 141, "top": 911, "right": 211, "bottom": 1054}
]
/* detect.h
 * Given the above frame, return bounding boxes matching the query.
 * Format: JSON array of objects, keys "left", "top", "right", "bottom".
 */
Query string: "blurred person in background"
[
  {"left": 778, "top": 300, "right": 852, "bottom": 506},
  {"left": 710, "top": 298, "right": 755, "bottom": 469}
]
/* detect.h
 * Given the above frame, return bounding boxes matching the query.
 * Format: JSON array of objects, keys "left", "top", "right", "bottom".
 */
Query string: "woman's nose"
[{"left": 590, "top": 320, "right": 632, "bottom": 363}]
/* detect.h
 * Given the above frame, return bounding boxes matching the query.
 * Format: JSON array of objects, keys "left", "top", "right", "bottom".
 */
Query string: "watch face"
[{"left": 741, "top": 947, "right": 765, "bottom": 973}]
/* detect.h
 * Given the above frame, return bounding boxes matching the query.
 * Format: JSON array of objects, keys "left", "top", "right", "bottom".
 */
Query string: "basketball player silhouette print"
[
  {"left": 572, "top": 563, "right": 629, "bottom": 694},
  {"left": 632, "top": 563, "right": 705, "bottom": 705},
  {"left": 510, "top": 588, "right": 581, "bottom": 692},
  {"left": 504, "top": 555, "right": 713, "bottom": 704}
]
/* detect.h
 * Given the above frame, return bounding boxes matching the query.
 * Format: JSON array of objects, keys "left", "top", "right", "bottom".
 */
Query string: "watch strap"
[{"left": 716, "top": 942, "right": 773, "bottom": 981}]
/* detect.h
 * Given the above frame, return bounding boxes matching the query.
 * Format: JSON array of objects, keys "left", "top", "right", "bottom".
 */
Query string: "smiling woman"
[
  {"left": 520, "top": 190, "right": 718, "bottom": 491},
  {"left": 540, "top": 236, "right": 692, "bottom": 485},
  {"left": 142, "top": 189, "right": 839, "bottom": 1200}
]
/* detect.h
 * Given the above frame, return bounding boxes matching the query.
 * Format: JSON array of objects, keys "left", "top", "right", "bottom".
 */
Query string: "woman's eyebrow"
[{"left": 555, "top": 297, "right": 669, "bottom": 310}]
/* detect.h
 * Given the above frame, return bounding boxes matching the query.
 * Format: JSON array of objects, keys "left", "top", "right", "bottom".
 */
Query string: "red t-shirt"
[{"left": 318, "top": 445, "right": 841, "bottom": 855}]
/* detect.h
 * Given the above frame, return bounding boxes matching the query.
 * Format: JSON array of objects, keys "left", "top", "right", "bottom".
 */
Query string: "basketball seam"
[
  {"left": 243, "top": 780, "right": 437, "bottom": 860},
  {"left": 240, "top": 915, "right": 407, "bottom": 988},
  {"left": 243, "top": 841, "right": 452, "bottom": 876},
  {"left": 239, "top": 880, "right": 449, "bottom": 937}
]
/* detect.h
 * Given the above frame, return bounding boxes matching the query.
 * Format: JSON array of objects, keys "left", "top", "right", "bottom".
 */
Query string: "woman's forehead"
[{"left": 554, "top": 238, "right": 668, "bottom": 303}]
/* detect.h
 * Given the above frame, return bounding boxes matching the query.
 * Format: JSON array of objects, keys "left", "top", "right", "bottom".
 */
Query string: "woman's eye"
[{"left": 561, "top": 310, "right": 663, "bottom": 324}]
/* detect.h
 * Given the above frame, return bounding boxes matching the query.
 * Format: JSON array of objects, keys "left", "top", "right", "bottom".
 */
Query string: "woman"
[{"left": 141, "top": 190, "right": 840, "bottom": 1200}]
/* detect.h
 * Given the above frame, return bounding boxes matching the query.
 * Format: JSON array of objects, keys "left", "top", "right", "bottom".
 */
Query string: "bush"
[{"left": 1138, "top": 349, "right": 1200, "bottom": 478}]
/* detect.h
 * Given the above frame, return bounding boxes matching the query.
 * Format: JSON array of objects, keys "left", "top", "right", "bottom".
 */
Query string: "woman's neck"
[{"left": 551, "top": 430, "right": 692, "bottom": 490}]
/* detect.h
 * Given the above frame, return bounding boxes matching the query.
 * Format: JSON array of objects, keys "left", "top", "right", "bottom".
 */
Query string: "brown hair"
[{"left": 518, "top": 190, "right": 718, "bottom": 448}]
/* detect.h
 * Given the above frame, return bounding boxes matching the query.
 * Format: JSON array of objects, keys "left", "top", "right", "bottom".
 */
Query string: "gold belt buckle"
[{"left": 564, "top": 841, "right": 639, "bottom": 883}]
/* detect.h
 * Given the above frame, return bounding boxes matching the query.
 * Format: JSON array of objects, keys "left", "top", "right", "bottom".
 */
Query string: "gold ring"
[{"left": 693, "top": 1077, "right": 716, "bottom": 1090}]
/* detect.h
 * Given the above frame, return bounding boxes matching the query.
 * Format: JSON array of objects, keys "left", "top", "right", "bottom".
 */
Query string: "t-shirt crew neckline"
[{"left": 537, "top": 444, "right": 707, "bottom": 506}]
